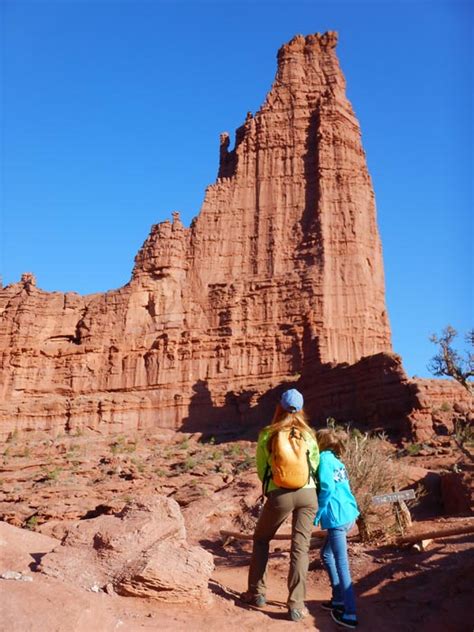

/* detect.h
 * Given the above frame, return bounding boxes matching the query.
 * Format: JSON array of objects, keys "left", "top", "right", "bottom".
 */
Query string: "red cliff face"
[{"left": 2, "top": 33, "right": 456, "bottom": 438}]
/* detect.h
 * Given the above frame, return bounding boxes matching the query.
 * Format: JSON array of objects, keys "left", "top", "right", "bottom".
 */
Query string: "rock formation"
[
  {"left": 39, "top": 496, "right": 214, "bottom": 602},
  {"left": 0, "top": 32, "right": 469, "bottom": 438}
]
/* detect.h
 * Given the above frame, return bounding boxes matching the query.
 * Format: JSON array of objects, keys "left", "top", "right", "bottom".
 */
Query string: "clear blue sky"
[{"left": 1, "top": 0, "right": 472, "bottom": 378}]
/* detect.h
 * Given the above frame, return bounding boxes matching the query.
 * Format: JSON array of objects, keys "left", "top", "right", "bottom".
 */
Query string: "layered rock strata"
[{"left": 1, "top": 32, "right": 457, "bottom": 438}]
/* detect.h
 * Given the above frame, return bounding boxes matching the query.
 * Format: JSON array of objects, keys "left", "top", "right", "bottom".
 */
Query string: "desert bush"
[
  {"left": 130, "top": 457, "right": 146, "bottom": 473},
  {"left": 234, "top": 451, "right": 254, "bottom": 474},
  {"left": 109, "top": 435, "right": 137, "bottom": 454},
  {"left": 44, "top": 467, "right": 61, "bottom": 482},
  {"left": 453, "top": 419, "right": 474, "bottom": 447},
  {"left": 209, "top": 449, "right": 223, "bottom": 461},
  {"left": 25, "top": 515, "right": 39, "bottom": 530},
  {"left": 337, "top": 427, "right": 407, "bottom": 541},
  {"left": 176, "top": 456, "right": 196, "bottom": 472},
  {"left": 405, "top": 442, "right": 422, "bottom": 456},
  {"left": 226, "top": 444, "right": 242, "bottom": 457}
]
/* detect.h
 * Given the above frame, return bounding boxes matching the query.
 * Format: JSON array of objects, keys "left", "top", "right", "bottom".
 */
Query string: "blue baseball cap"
[{"left": 280, "top": 388, "right": 304, "bottom": 412}]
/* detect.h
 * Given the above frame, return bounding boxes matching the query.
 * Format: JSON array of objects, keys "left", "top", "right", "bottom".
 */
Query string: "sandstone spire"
[{"left": 135, "top": 32, "right": 391, "bottom": 362}]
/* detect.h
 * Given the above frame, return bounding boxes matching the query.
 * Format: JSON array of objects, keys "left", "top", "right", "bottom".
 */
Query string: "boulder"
[
  {"left": 39, "top": 496, "right": 214, "bottom": 604},
  {"left": 440, "top": 469, "right": 474, "bottom": 515}
]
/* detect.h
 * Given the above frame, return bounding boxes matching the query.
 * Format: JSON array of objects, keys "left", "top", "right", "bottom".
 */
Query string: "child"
[{"left": 314, "top": 428, "right": 359, "bottom": 629}]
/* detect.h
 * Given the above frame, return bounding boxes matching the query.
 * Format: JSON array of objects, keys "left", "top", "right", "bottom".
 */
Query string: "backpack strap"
[
  {"left": 262, "top": 433, "right": 275, "bottom": 496},
  {"left": 262, "top": 463, "right": 272, "bottom": 496},
  {"left": 306, "top": 449, "right": 318, "bottom": 490}
]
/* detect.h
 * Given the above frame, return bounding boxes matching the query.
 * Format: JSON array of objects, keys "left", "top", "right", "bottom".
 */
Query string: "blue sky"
[{"left": 1, "top": 0, "right": 472, "bottom": 378}]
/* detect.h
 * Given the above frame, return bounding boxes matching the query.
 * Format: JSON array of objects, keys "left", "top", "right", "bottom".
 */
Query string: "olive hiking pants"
[{"left": 247, "top": 487, "right": 318, "bottom": 609}]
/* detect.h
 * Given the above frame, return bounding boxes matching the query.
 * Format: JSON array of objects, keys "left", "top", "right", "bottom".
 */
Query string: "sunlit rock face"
[{"left": 0, "top": 33, "right": 398, "bottom": 436}]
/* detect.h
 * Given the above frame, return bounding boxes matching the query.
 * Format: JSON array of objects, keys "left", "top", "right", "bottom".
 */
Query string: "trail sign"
[{"left": 372, "top": 490, "right": 415, "bottom": 505}]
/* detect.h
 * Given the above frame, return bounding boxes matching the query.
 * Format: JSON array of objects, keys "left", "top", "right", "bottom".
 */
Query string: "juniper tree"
[{"left": 428, "top": 325, "right": 473, "bottom": 393}]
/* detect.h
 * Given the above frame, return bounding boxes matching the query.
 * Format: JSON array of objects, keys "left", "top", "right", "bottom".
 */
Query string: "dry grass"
[{"left": 339, "top": 428, "right": 407, "bottom": 541}]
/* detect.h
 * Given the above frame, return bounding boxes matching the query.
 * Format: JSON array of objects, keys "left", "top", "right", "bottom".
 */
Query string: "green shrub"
[
  {"left": 175, "top": 457, "right": 196, "bottom": 473},
  {"left": 234, "top": 454, "right": 254, "bottom": 473},
  {"left": 45, "top": 467, "right": 61, "bottom": 481},
  {"left": 210, "top": 449, "right": 223, "bottom": 461},
  {"left": 405, "top": 443, "right": 422, "bottom": 456},
  {"left": 109, "top": 435, "right": 137, "bottom": 454},
  {"left": 226, "top": 444, "right": 242, "bottom": 457},
  {"left": 131, "top": 457, "right": 145, "bottom": 473},
  {"left": 25, "top": 515, "right": 39, "bottom": 530}
]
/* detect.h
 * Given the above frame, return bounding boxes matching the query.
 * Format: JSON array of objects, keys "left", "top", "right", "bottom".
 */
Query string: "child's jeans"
[{"left": 320, "top": 522, "right": 356, "bottom": 615}]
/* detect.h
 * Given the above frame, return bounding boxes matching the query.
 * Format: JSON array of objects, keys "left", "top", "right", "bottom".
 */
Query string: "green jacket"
[{"left": 256, "top": 427, "right": 320, "bottom": 494}]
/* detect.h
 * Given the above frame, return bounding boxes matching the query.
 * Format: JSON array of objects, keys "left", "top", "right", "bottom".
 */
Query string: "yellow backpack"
[{"left": 269, "top": 426, "right": 311, "bottom": 489}]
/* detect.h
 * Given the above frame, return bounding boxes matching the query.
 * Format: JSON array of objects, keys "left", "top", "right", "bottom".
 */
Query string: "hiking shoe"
[
  {"left": 289, "top": 606, "right": 309, "bottom": 622},
  {"left": 321, "top": 600, "right": 344, "bottom": 612},
  {"left": 331, "top": 609, "right": 358, "bottom": 629},
  {"left": 240, "top": 591, "right": 266, "bottom": 607}
]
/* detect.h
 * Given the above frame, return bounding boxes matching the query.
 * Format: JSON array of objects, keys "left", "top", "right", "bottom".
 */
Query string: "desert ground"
[{"left": 1, "top": 427, "right": 472, "bottom": 632}]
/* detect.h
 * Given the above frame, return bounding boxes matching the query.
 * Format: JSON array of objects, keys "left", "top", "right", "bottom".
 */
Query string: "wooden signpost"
[
  {"left": 371, "top": 489, "right": 416, "bottom": 505},
  {"left": 372, "top": 489, "right": 415, "bottom": 534}
]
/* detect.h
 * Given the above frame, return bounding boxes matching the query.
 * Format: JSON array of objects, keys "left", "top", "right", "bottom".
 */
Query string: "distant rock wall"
[{"left": 1, "top": 33, "right": 467, "bottom": 439}]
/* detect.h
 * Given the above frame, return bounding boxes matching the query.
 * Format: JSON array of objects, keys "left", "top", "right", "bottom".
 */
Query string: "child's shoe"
[
  {"left": 321, "top": 600, "right": 344, "bottom": 612},
  {"left": 331, "top": 609, "right": 358, "bottom": 628}
]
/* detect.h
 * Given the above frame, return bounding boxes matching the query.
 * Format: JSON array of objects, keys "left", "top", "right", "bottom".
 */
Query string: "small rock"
[
  {"left": 417, "top": 449, "right": 432, "bottom": 457},
  {"left": 454, "top": 401, "right": 470, "bottom": 415},
  {"left": 438, "top": 437, "right": 452, "bottom": 446},
  {"left": 0, "top": 570, "right": 33, "bottom": 582},
  {"left": 104, "top": 582, "right": 115, "bottom": 596},
  {"left": 437, "top": 448, "right": 451, "bottom": 455}
]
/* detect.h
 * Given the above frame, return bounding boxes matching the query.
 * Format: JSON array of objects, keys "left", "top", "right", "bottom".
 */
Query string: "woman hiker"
[{"left": 240, "top": 388, "right": 320, "bottom": 622}]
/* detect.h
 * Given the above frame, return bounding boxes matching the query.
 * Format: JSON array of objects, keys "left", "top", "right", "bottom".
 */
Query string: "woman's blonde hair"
[
  {"left": 264, "top": 403, "right": 316, "bottom": 440},
  {"left": 316, "top": 428, "right": 347, "bottom": 456}
]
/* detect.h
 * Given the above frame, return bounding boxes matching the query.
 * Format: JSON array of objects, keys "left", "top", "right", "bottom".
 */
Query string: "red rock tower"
[
  {"left": 182, "top": 32, "right": 391, "bottom": 364},
  {"left": 0, "top": 33, "right": 393, "bottom": 434}
]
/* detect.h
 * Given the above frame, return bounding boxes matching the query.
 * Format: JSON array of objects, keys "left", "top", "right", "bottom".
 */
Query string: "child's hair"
[
  {"left": 264, "top": 403, "right": 316, "bottom": 441},
  {"left": 316, "top": 428, "right": 347, "bottom": 456}
]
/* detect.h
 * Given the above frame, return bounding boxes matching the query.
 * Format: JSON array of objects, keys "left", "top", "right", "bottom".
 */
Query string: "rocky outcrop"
[
  {"left": 406, "top": 378, "right": 473, "bottom": 441},
  {"left": 0, "top": 32, "right": 399, "bottom": 436},
  {"left": 2, "top": 32, "right": 466, "bottom": 438},
  {"left": 39, "top": 496, "right": 214, "bottom": 603}
]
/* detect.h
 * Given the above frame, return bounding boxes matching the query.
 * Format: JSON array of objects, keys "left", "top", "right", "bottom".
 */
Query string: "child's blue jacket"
[{"left": 314, "top": 450, "right": 359, "bottom": 529}]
